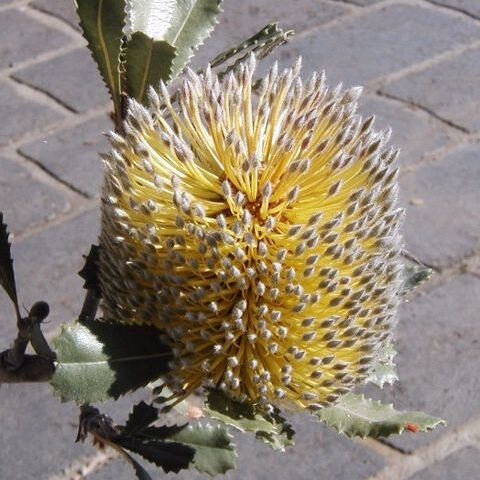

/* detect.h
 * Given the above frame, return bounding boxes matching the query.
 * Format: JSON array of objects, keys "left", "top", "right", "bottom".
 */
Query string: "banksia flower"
[{"left": 99, "top": 55, "right": 403, "bottom": 411}]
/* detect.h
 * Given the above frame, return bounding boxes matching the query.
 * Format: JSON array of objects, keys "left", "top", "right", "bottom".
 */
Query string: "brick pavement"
[{"left": 0, "top": 0, "right": 479, "bottom": 479}]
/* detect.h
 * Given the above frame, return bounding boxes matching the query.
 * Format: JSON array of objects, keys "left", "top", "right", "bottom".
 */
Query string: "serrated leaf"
[
  {"left": 119, "top": 449, "right": 153, "bottom": 480},
  {"left": 78, "top": 245, "right": 101, "bottom": 296},
  {"left": 167, "top": 423, "right": 236, "bottom": 476},
  {"left": 205, "top": 390, "right": 294, "bottom": 452},
  {"left": 366, "top": 343, "right": 398, "bottom": 389},
  {"left": 123, "top": 401, "right": 159, "bottom": 436},
  {"left": 205, "top": 390, "right": 277, "bottom": 434},
  {"left": 117, "top": 436, "right": 195, "bottom": 474},
  {"left": 128, "top": 0, "right": 223, "bottom": 80},
  {"left": 125, "top": 32, "right": 176, "bottom": 103},
  {"left": 317, "top": 393, "right": 446, "bottom": 438},
  {"left": 401, "top": 264, "right": 433, "bottom": 296},
  {"left": 255, "top": 410, "right": 295, "bottom": 452},
  {"left": 50, "top": 319, "right": 171, "bottom": 403},
  {"left": 75, "top": 0, "right": 126, "bottom": 116},
  {"left": 0, "top": 212, "right": 20, "bottom": 318}
]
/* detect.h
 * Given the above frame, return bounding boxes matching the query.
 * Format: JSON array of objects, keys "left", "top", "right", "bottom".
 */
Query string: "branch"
[
  {"left": 2, "top": 301, "right": 50, "bottom": 370},
  {"left": 0, "top": 353, "right": 54, "bottom": 382}
]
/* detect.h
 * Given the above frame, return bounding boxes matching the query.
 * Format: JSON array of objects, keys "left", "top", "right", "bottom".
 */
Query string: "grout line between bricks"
[
  {"left": 28, "top": 3, "right": 80, "bottom": 35},
  {"left": 21, "top": 3, "right": 82, "bottom": 40},
  {"left": 10, "top": 198, "right": 98, "bottom": 243},
  {"left": 5, "top": 104, "right": 111, "bottom": 150},
  {"left": 49, "top": 449, "right": 119, "bottom": 480},
  {"left": 1, "top": 75, "right": 75, "bottom": 118},
  {"left": 9, "top": 74, "right": 80, "bottom": 114},
  {"left": 423, "top": 0, "right": 480, "bottom": 22},
  {"left": 0, "top": 0, "right": 29, "bottom": 13},
  {"left": 367, "top": 415, "right": 480, "bottom": 480},
  {"left": 0, "top": 42, "right": 83, "bottom": 77},
  {"left": 18, "top": 150, "right": 93, "bottom": 199},
  {"left": 376, "top": 91, "right": 469, "bottom": 134},
  {"left": 367, "top": 38, "right": 480, "bottom": 94}
]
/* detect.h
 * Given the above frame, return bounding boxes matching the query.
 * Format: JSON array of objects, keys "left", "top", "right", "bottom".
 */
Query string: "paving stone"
[
  {"left": 30, "top": 0, "right": 80, "bottom": 29},
  {"left": 400, "top": 143, "right": 480, "bottom": 268},
  {"left": 0, "top": 80, "right": 61, "bottom": 145},
  {"left": 336, "top": 0, "right": 381, "bottom": 5},
  {"left": 409, "top": 446, "right": 480, "bottom": 479},
  {"left": 0, "top": 383, "right": 91, "bottom": 480},
  {"left": 380, "top": 274, "right": 480, "bottom": 452},
  {"left": 191, "top": 0, "right": 349, "bottom": 69},
  {"left": 359, "top": 95, "right": 454, "bottom": 167},
  {"left": 12, "top": 48, "right": 110, "bottom": 113},
  {"left": 0, "top": 8, "right": 71, "bottom": 67},
  {"left": 381, "top": 47, "right": 480, "bottom": 133},
  {"left": 19, "top": 115, "right": 111, "bottom": 198},
  {"left": 429, "top": 0, "right": 480, "bottom": 18},
  {"left": 264, "top": 3, "right": 480, "bottom": 86},
  {"left": 0, "top": 156, "right": 70, "bottom": 233},
  {"left": 92, "top": 418, "right": 384, "bottom": 479},
  {"left": 0, "top": 209, "right": 100, "bottom": 340}
]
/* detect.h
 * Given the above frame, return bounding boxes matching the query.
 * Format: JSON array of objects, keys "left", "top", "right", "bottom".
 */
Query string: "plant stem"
[{"left": 0, "top": 354, "right": 54, "bottom": 382}]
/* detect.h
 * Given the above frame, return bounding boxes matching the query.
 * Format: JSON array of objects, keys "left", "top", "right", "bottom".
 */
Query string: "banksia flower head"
[{"left": 99, "top": 55, "right": 403, "bottom": 412}]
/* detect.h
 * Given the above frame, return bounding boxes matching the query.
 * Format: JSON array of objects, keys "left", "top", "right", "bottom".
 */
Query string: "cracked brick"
[
  {"left": 400, "top": 143, "right": 480, "bottom": 268},
  {"left": 12, "top": 48, "right": 110, "bottom": 113},
  {"left": 381, "top": 47, "right": 480, "bottom": 133},
  {"left": 0, "top": 79, "right": 61, "bottom": 145},
  {"left": 0, "top": 8, "right": 71, "bottom": 67},
  {"left": 0, "top": 156, "right": 70, "bottom": 234},
  {"left": 19, "top": 115, "right": 111, "bottom": 198}
]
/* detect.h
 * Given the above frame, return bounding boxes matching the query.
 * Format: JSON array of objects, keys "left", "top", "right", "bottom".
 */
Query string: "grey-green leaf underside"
[
  {"left": 366, "top": 343, "right": 398, "bottom": 389},
  {"left": 128, "top": 0, "right": 223, "bottom": 80},
  {"left": 317, "top": 393, "right": 445, "bottom": 438}
]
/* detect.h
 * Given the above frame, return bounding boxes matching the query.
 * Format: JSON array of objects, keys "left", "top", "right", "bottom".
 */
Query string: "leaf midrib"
[
  {"left": 97, "top": 0, "right": 117, "bottom": 103},
  {"left": 170, "top": 0, "right": 197, "bottom": 45},
  {"left": 57, "top": 352, "right": 170, "bottom": 367}
]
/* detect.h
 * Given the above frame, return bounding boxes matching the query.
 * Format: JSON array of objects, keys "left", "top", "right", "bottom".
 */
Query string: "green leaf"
[
  {"left": 401, "top": 264, "right": 433, "bottom": 296},
  {"left": 205, "top": 390, "right": 277, "bottom": 434},
  {"left": 167, "top": 423, "right": 236, "bottom": 476},
  {"left": 117, "top": 436, "right": 195, "bottom": 474},
  {"left": 75, "top": 0, "right": 126, "bottom": 115},
  {"left": 128, "top": 0, "right": 223, "bottom": 79},
  {"left": 78, "top": 245, "right": 101, "bottom": 296},
  {"left": 0, "top": 212, "right": 20, "bottom": 318},
  {"left": 317, "top": 393, "right": 446, "bottom": 438},
  {"left": 205, "top": 390, "right": 294, "bottom": 451},
  {"left": 125, "top": 32, "right": 176, "bottom": 103},
  {"left": 255, "top": 410, "right": 295, "bottom": 452},
  {"left": 211, "top": 24, "right": 294, "bottom": 82},
  {"left": 366, "top": 343, "right": 398, "bottom": 389},
  {"left": 119, "top": 449, "right": 153, "bottom": 480},
  {"left": 50, "top": 319, "right": 171, "bottom": 403},
  {"left": 123, "top": 401, "right": 159, "bottom": 436}
]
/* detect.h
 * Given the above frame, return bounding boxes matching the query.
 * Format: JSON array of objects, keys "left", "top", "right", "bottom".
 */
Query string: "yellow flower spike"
[{"left": 99, "top": 54, "right": 404, "bottom": 412}]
